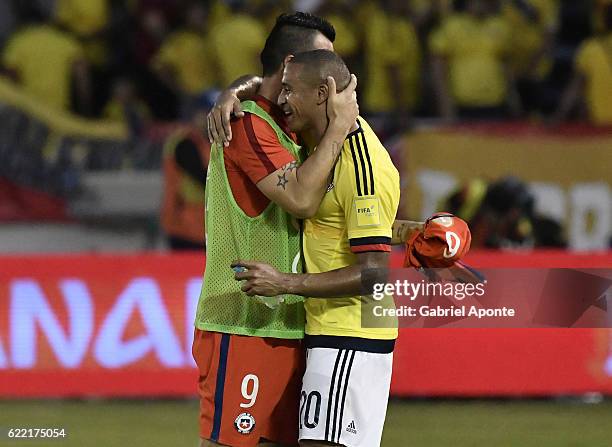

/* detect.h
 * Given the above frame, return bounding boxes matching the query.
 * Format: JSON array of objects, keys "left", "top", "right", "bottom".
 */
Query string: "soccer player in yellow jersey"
[{"left": 234, "top": 50, "right": 400, "bottom": 447}]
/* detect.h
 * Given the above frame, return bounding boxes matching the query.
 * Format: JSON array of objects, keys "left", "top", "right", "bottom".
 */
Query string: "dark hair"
[
  {"left": 260, "top": 12, "right": 336, "bottom": 77},
  {"left": 289, "top": 49, "right": 351, "bottom": 91}
]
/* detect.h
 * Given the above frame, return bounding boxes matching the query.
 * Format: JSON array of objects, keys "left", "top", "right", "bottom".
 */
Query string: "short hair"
[
  {"left": 288, "top": 49, "right": 351, "bottom": 92},
  {"left": 260, "top": 12, "right": 336, "bottom": 77}
]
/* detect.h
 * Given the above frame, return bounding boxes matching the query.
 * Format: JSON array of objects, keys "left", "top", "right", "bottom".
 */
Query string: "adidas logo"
[{"left": 346, "top": 420, "right": 357, "bottom": 434}]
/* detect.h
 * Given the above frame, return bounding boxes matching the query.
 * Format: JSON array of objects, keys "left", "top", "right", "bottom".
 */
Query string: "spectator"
[
  {"left": 430, "top": 0, "right": 520, "bottom": 121},
  {"left": 1, "top": 10, "right": 92, "bottom": 114},
  {"left": 160, "top": 111, "right": 210, "bottom": 251},
  {"left": 131, "top": 4, "right": 170, "bottom": 67},
  {"left": 54, "top": 0, "right": 110, "bottom": 69},
  {"left": 356, "top": 0, "right": 421, "bottom": 124},
  {"left": 102, "top": 77, "right": 151, "bottom": 136},
  {"left": 503, "top": 0, "right": 558, "bottom": 114},
  {"left": 316, "top": 0, "right": 359, "bottom": 61},
  {"left": 554, "top": 4, "right": 612, "bottom": 125},
  {"left": 152, "top": 2, "right": 217, "bottom": 118},
  {"left": 441, "top": 176, "right": 568, "bottom": 249},
  {"left": 208, "top": 1, "right": 266, "bottom": 87},
  {"left": 55, "top": 0, "right": 109, "bottom": 37},
  {"left": 442, "top": 177, "right": 537, "bottom": 249},
  {"left": 410, "top": 0, "right": 453, "bottom": 36},
  {"left": 594, "top": 0, "right": 612, "bottom": 33}
]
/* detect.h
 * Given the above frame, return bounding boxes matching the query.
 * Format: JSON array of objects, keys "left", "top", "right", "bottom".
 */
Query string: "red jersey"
[{"left": 223, "top": 95, "right": 297, "bottom": 217}]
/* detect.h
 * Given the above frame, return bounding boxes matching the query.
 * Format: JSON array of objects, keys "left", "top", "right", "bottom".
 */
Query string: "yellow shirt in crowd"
[
  {"left": 3, "top": 25, "right": 83, "bottom": 111},
  {"left": 324, "top": 14, "right": 358, "bottom": 59},
  {"left": 210, "top": 15, "right": 266, "bottom": 87},
  {"left": 55, "top": 0, "right": 109, "bottom": 36},
  {"left": 410, "top": 0, "right": 453, "bottom": 20},
  {"left": 503, "top": 0, "right": 558, "bottom": 79},
  {"left": 575, "top": 34, "right": 612, "bottom": 125},
  {"left": 430, "top": 13, "right": 511, "bottom": 107},
  {"left": 358, "top": 1, "right": 421, "bottom": 113},
  {"left": 153, "top": 31, "right": 216, "bottom": 95}
]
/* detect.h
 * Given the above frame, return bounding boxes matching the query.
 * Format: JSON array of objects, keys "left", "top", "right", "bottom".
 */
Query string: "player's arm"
[
  {"left": 391, "top": 220, "right": 424, "bottom": 245},
  {"left": 232, "top": 251, "right": 389, "bottom": 298},
  {"left": 207, "top": 75, "right": 263, "bottom": 146},
  {"left": 256, "top": 76, "right": 359, "bottom": 219}
]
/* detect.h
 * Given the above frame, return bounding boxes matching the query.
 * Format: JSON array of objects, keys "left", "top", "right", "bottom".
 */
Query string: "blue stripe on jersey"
[{"left": 211, "top": 333, "right": 231, "bottom": 441}]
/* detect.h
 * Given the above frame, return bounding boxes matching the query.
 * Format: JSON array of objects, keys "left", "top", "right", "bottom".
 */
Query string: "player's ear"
[
  {"left": 317, "top": 83, "right": 329, "bottom": 105},
  {"left": 279, "top": 55, "right": 294, "bottom": 74},
  {"left": 282, "top": 54, "right": 294, "bottom": 68}
]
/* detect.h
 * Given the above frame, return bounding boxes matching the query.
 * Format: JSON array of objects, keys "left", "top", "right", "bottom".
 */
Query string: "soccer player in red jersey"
[{"left": 193, "top": 13, "right": 358, "bottom": 447}]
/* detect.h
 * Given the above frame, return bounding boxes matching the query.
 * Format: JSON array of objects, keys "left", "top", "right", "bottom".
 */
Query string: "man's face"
[{"left": 278, "top": 63, "right": 321, "bottom": 133}]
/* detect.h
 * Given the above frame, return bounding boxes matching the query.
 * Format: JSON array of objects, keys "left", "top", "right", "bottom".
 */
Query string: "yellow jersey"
[
  {"left": 2, "top": 25, "right": 83, "bottom": 111},
  {"left": 152, "top": 30, "right": 216, "bottom": 95},
  {"left": 210, "top": 15, "right": 266, "bottom": 87},
  {"left": 576, "top": 35, "right": 612, "bottom": 125},
  {"left": 303, "top": 118, "right": 400, "bottom": 342},
  {"left": 357, "top": 1, "right": 421, "bottom": 112},
  {"left": 429, "top": 13, "right": 511, "bottom": 107}
]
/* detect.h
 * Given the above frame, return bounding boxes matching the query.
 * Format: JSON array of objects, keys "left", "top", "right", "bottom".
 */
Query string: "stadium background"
[{"left": 0, "top": 0, "right": 611, "bottom": 446}]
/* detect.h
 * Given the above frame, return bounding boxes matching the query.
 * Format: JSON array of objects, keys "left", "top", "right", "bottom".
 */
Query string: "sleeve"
[
  {"left": 575, "top": 41, "right": 592, "bottom": 75},
  {"left": 152, "top": 38, "right": 176, "bottom": 70},
  {"left": 2, "top": 34, "right": 20, "bottom": 69},
  {"left": 238, "top": 114, "right": 297, "bottom": 184},
  {"left": 338, "top": 135, "right": 398, "bottom": 254},
  {"left": 495, "top": 18, "right": 513, "bottom": 56}
]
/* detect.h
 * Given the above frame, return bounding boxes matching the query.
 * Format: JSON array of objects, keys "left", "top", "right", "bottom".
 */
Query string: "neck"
[
  {"left": 258, "top": 74, "right": 282, "bottom": 103},
  {"left": 302, "top": 113, "right": 328, "bottom": 149},
  {"left": 302, "top": 117, "right": 359, "bottom": 151}
]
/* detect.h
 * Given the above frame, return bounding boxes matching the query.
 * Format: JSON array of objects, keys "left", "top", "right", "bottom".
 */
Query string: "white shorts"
[{"left": 298, "top": 343, "right": 393, "bottom": 447}]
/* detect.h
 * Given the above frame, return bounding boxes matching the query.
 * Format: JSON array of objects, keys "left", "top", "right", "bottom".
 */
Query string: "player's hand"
[
  {"left": 326, "top": 74, "right": 359, "bottom": 134},
  {"left": 207, "top": 90, "right": 245, "bottom": 147},
  {"left": 231, "top": 260, "right": 289, "bottom": 297}
]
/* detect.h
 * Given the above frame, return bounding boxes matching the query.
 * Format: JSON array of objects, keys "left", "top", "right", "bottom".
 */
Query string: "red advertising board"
[{"left": 0, "top": 251, "right": 611, "bottom": 398}]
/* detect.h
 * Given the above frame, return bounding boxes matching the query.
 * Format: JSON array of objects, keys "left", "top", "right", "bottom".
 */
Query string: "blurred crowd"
[
  {"left": 1, "top": 0, "right": 612, "bottom": 132},
  {"left": 0, "top": 0, "right": 609, "bottom": 251}
]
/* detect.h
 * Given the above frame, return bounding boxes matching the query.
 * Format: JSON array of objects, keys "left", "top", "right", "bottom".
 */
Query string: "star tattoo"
[
  {"left": 284, "top": 161, "right": 299, "bottom": 172},
  {"left": 277, "top": 173, "right": 289, "bottom": 189}
]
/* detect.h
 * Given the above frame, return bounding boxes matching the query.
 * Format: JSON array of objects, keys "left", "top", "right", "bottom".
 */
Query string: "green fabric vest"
[{"left": 195, "top": 100, "right": 305, "bottom": 339}]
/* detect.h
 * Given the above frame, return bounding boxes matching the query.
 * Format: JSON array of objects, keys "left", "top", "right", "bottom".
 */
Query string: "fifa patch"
[
  {"left": 354, "top": 197, "right": 380, "bottom": 227},
  {"left": 235, "top": 413, "right": 255, "bottom": 434}
]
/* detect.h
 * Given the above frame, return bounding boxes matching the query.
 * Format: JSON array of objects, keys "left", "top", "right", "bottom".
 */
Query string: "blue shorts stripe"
[{"left": 211, "top": 333, "right": 230, "bottom": 441}]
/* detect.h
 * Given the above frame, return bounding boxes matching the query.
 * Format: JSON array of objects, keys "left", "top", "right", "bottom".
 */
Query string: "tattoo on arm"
[
  {"left": 283, "top": 161, "right": 299, "bottom": 172},
  {"left": 276, "top": 172, "right": 289, "bottom": 189}
]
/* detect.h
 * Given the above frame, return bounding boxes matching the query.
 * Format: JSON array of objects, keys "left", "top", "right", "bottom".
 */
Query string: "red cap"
[{"left": 403, "top": 212, "right": 472, "bottom": 269}]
